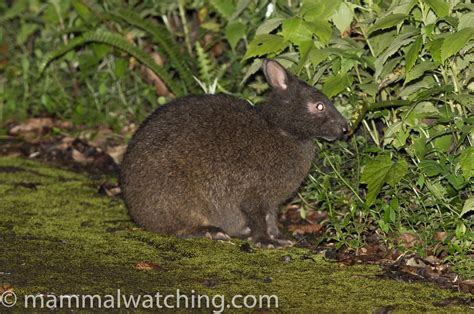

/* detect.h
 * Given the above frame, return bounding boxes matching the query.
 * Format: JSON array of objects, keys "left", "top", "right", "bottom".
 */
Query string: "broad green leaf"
[
  {"left": 368, "top": 14, "right": 407, "bottom": 35},
  {"left": 405, "top": 36, "right": 422, "bottom": 72},
  {"left": 426, "top": 38, "right": 443, "bottom": 64},
  {"left": 307, "top": 20, "right": 332, "bottom": 44},
  {"left": 460, "top": 197, "right": 474, "bottom": 217},
  {"left": 440, "top": 28, "right": 474, "bottom": 62},
  {"left": 386, "top": 158, "right": 409, "bottom": 187},
  {"left": 405, "top": 61, "right": 436, "bottom": 85},
  {"left": 280, "top": 17, "right": 314, "bottom": 46},
  {"left": 447, "top": 174, "right": 465, "bottom": 190},
  {"left": 458, "top": 12, "right": 474, "bottom": 30},
  {"left": 230, "top": 0, "right": 250, "bottom": 20},
  {"left": 423, "top": 0, "right": 449, "bottom": 17},
  {"left": 361, "top": 155, "right": 408, "bottom": 206},
  {"left": 331, "top": 2, "right": 353, "bottom": 35},
  {"left": 459, "top": 146, "right": 474, "bottom": 180},
  {"left": 209, "top": 0, "right": 235, "bottom": 19},
  {"left": 243, "top": 35, "right": 289, "bottom": 60},
  {"left": 433, "top": 134, "right": 452, "bottom": 152},
  {"left": 256, "top": 18, "right": 283, "bottom": 35},
  {"left": 322, "top": 72, "right": 351, "bottom": 98},
  {"left": 225, "top": 22, "right": 246, "bottom": 50},
  {"left": 301, "top": 0, "right": 342, "bottom": 20},
  {"left": 418, "top": 160, "right": 446, "bottom": 177},
  {"left": 374, "top": 31, "right": 417, "bottom": 79},
  {"left": 308, "top": 48, "right": 330, "bottom": 68}
]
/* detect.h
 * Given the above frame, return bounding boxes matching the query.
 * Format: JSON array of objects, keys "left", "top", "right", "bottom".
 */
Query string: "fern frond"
[
  {"left": 111, "top": 9, "right": 198, "bottom": 93},
  {"left": 195, "top": 41, "right": 216, "bottom": 85},
  {"left": 40, "top": 30, "right": 184, "bottom": 96}
]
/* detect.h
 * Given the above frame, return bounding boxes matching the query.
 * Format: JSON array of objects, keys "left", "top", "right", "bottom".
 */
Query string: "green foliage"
[
  {"left": 243, "top": 0, "right": 473, "bottom": 276},
  {"left": 40, "top": 30, "right": 184, "bottom": 96}
]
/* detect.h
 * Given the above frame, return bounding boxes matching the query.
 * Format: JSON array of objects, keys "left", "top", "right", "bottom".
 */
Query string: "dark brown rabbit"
[{"left": 120, "top": 60, "right": 348, "bottom": 247}]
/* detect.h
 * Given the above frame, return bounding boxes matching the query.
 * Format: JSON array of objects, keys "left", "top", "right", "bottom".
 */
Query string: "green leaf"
[
  {"left": 225, "top": 22, "right": 246, "bottom": 50},
  {"left": 368, "top": 14, "right": 407, "bottom": 35},
  {"left": 243, "top": 34, "right": 288, "bottom": 60},
  {"left": 280, "top": 17, "right": 314, "bottom": 46},
  {"left": 418, "top": 160, "right": 446, "bottom": 177},
  {"left": 426, "top": 38, "right": 444, "bottom": 65},
  {"left": 114, "top": 58, "right": 128, "bottom": 78},
  {"left": 209, "top": 0, "right": 235, "bottom": 20},
  {"left": 405, "top": 61, "right": 436, "bottom": 85},
  {"left": 307, "top": 20, "right": 332, "bottom": 44},
  {"left": 40, "top": 30, "right": 183, "bottom": 96},
  {"left": 459, "top": 147, "right": 474, "bottom": 180},
  {"left": 256, "top": 18, "right": 283, "bottom": 35},
  {"left": 374, "top": 30, "right": 417, "bottom": 80},
  {"left": 361, "top": 155, "right": 408, "bottom": 206},
  {"left": 440, "top": 28, "right": 474, "bottom": 62},
  {"left": 112, "top": 9, "right": 197, "bottom": 93},
  {"left": 301, "top": 0, "right": 342, "bottom": 20},
  {"left": 447, "top": 174, "right": 465, "bottom": 190},
  {"left": 460, "top": 197, "right": 474, "bottom": 217},
  {"left": 405, "top": 36, "right": 422, "bottom": 72},
  {"left": 331, "top": 2, "right": 353, "bottom": 35},
  {"left": 322, "top": 72, "right": 351, "bottom": 98},
  {"left": 423, "top": 0, "right": 449, "bottom": 17},
  {"left": 458, "top": 12, "right": 474, "bottom": 30}
]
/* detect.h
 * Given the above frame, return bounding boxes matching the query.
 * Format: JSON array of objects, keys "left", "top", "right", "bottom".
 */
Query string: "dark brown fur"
[{"left": 120, "top": 60, "right": 348, "bottom": 246}]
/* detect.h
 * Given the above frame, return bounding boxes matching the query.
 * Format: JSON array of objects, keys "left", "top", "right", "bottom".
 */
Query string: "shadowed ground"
[{"left": 0, "top": 157, "right": 471, "bottom": 312}]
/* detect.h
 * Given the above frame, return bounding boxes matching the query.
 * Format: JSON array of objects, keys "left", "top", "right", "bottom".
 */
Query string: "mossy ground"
[{"left": 0, "top": 157, "right": 471, "bottom": 312}]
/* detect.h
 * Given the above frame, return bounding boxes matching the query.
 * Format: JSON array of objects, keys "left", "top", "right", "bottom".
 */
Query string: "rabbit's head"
[{"left": 261, "top": 59, "right": 348, "bottom": 141}]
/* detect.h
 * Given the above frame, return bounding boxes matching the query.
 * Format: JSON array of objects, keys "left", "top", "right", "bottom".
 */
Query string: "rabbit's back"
[{"left": 120, "top": 94, "right": 315, "bottom": 235}]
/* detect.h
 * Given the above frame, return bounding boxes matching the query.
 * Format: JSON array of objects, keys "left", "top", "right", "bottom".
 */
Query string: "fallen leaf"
[
  {"left": 306, "top": 210, "right": 327, "bottom": 224},
  {"left": 107, "top": 144, "right": 127, "bottom": 165},
  {"left": 287, "top": 223, "right": 322, "bottom": 235},
  {"left": 0, "top": 284, "right": 13, "bottom": 294},
  {"left": 135, "top": 261, "right": 162, "bottom": 271},
  {"left": 398, "top": 232, "right": 422, "bottom": 248},
  {"left": 9, "top": 118, "right": 54, "bottom": 136},
  {"left": 98, "top": 183, "right": 122, "bottom": 197},
  {"left": 433, "top": 231, "right": 448, "bottom": 241}
]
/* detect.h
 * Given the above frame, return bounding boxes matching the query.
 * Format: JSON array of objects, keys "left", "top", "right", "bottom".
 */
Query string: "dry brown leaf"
[
  {"left": 433, "top": 231, "right": 448, "bottom": 241},
  {"left": 107, "top": 144, "right": 127, "bottom": 165},
  {"left": 142, "top": 52, "right": 170, "bottom": 96},
  {"left": 9, "top": 118, "right": 54, "bottom": 140},
  {"left": 399, "top": 232, "right": 422, "bottom": 248},
  {"left": 306, "top": 210, "right": 327, "bottom": 224},
  {"left": 81, "top": 127, "right": 113, "bottom": 148},
  {"left": 0, "top": 284, "right": 13, "bottom": 294},
  {"left": 287, "top": 223, "right": 322, "bottom": 235},
  {"left": 135, "top": 261, "right": 162, "bottom": 271},
  {"left": 71, "top": 149, "right": 93, "bottom": 165}
]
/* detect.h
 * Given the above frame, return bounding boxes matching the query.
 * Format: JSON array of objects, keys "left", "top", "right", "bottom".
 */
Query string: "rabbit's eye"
[{"left": 315, "top": 102, "right": 325, "bottom": 111}]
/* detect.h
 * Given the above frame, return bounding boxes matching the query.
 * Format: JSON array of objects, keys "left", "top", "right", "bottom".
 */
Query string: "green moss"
[{"left": 0, "top": 157, "right": 470, "bottom": 312}]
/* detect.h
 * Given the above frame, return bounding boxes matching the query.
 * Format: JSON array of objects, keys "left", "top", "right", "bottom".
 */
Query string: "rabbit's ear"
[{"left": 263, "top": 59, "right": 288, "bottom": 90}]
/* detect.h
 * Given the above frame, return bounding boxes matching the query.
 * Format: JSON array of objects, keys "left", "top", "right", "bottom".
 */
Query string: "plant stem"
[
  {"left": 178, "top": 0, "right": 193, "bottom": 56},
  {"left": 326, "top": 157, "right": 365, "bottom": 204}
]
